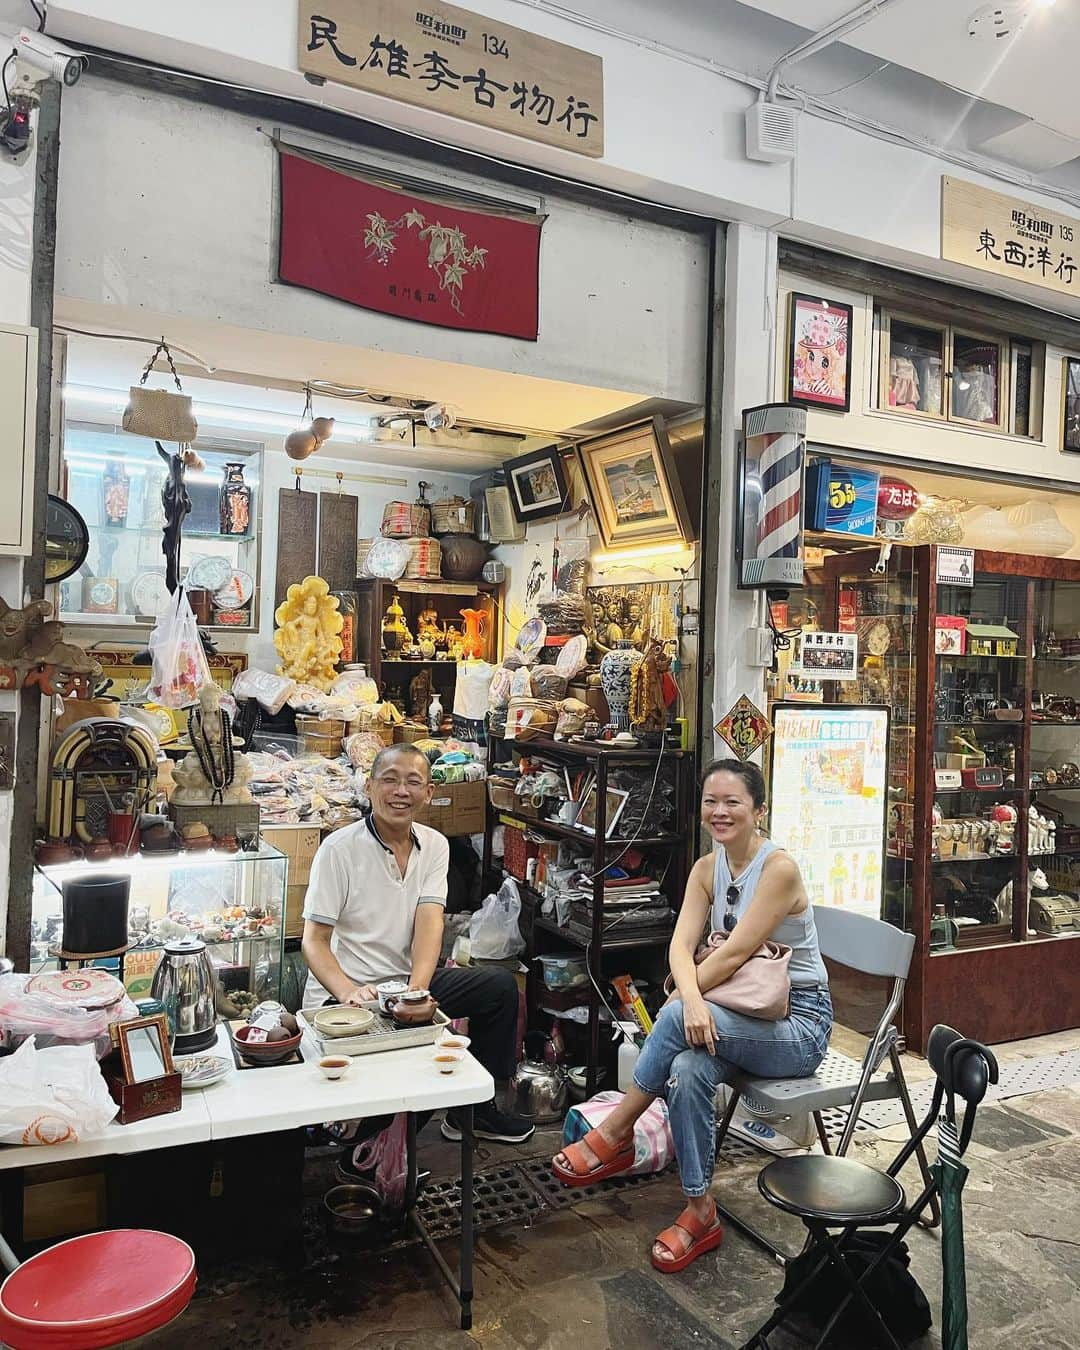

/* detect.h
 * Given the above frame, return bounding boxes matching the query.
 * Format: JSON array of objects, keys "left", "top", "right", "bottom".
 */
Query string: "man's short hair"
[{"left": 369, "top": 743, "right": 431, "bottom": 780}]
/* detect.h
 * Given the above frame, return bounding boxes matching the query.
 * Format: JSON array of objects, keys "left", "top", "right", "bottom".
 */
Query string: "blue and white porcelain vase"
[{"left": 599, "top": 640, "right": 644, "bottom": 731}]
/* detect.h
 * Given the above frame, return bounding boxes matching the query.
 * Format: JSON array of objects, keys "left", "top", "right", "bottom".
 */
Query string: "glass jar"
[
  {"left": 103, "top": 460, "right": 130, "bottom": 527},
  {"left": 219, "top": 461, "right": 252, "bottom": 535}
]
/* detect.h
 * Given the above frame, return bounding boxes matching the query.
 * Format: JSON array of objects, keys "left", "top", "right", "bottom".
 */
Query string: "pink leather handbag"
[{"left": 665, "top": 931, "right": 792, "bottom": 1021}]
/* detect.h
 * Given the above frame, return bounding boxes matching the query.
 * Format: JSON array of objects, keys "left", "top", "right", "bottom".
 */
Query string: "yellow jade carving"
[{"left": 274, "top": 576, "right": 343, "bottom": 689}]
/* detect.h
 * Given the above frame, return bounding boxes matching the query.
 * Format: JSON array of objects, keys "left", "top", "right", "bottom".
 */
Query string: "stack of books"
[{"left": 564, "top": 876, "right": 674, "bottom": 944}]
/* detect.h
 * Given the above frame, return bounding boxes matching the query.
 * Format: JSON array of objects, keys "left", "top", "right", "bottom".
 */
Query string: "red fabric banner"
[{"left": 277, "top": 151, "right": 542, "bottom": 340}]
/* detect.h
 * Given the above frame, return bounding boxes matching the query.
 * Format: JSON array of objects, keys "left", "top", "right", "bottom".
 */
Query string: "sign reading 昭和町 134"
[
  {"left": 942, "top": 175, "right": 1080, "bottom": 300},
  {"left": 297, "top": 0, "right": 604, "bottom": 158}
]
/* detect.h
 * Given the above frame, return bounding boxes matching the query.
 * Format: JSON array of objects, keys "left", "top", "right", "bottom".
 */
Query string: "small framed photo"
[
  {"left": 788, "top": 293, "right": 854, "bottom": 413},
  {"left": 503, "top": 445, "right": 569, "bottom": 524},
  {"left": 1063, "top": 357, "right": 1080, "bottom": 453},
  {"left": 114, "top": 1013, "right": 175, "bottom": 1084},
  {"left": 575, "top": 781, "right": 629, "bottom": 837}
]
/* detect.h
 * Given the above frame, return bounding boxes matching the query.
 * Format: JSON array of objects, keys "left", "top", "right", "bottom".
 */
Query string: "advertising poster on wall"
[{"left": 769, "top": 704, "right": 889, "bottom": 919}]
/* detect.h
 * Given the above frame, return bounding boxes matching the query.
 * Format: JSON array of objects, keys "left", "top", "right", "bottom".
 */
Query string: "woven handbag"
[{"left": 122, "top": 339, "right": 198, "bottom": 443}]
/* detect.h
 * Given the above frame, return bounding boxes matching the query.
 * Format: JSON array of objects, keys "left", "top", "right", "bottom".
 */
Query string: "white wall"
[
  {"left": 53, "top": 79, "right": 709, "bottom": 407},
  {"left": 40, "top": 0, "right": 1080, "bottom": 319}
]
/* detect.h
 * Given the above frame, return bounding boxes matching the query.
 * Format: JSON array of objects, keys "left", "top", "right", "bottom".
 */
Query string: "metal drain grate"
[
  {"left": 520, "top": 1155, "right": 677, "bottom": 1210},
  {"left": 821, "top": 1049, "right": 1080, "bottom": 1139},
  {"left": 413, "top": 1163, "right": 542, "bottom": 1241}
]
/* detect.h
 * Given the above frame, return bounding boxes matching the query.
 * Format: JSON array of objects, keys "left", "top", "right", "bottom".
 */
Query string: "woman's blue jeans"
[{"left": 633, "top": 986, "right": 833, "bottom": 1197}]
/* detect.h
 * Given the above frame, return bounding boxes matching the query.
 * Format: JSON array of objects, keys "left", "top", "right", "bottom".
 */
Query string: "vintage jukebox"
[{"left": 45, "top": 718, "right": 158, "bottom": 848}]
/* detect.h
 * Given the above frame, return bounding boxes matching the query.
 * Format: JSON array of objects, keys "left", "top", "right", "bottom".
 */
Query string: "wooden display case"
[{"left": 822, "top": 544, "right": 1080, "bottom": 1051}]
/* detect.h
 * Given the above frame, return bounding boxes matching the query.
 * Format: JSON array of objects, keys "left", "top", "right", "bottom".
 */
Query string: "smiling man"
[{"left": 301, "top": 743, "right": 534, "bottom": 1144}]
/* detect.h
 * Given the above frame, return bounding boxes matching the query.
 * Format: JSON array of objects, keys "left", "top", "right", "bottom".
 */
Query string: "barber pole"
[{"left": 739, "top": 403, "right": 807, "bottom": 588}]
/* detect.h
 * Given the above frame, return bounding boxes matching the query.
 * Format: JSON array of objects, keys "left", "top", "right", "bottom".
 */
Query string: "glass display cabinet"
[
  {"left": 31, "top": 845, "right": 288, "bottom": 1013},
  {"left": 816, "top": 546, "right": 1080, "bottom": 1049},
  {"left": 59, "top": 424, "right": 262, "bottom": 632}
]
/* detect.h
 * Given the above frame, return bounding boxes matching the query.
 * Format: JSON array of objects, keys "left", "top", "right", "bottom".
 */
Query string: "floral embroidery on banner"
[{"left": 363, "top": 208, "right": 489, "bottom": 314}]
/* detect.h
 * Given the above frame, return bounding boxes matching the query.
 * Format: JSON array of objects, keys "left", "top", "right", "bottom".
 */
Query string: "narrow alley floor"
[{"left": 146, "top": 1027, "right": 1080, "bottom": 1350}]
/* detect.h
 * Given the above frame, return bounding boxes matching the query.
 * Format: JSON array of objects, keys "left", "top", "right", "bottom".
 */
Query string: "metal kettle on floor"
[
  {"left": 511, "top": 1034, "right": 569, "bottom": 1123},
  {"left": 150, "top": 935, "right": 218, "bottom": 1054}
]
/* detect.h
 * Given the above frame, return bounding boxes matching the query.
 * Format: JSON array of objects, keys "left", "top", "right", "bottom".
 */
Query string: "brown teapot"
[{"left": 385, "top": 990, "right": 438, "bottom": 1026}]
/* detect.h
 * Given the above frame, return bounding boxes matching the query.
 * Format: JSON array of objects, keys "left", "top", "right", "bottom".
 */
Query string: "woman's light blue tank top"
[{"left": 712, "top": 839, "right": 829, "bottom": 989}]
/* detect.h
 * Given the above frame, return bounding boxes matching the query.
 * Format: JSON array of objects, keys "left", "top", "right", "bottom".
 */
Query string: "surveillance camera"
[{"left": 15, "top": 27, "right": 86, "bottom": 86}]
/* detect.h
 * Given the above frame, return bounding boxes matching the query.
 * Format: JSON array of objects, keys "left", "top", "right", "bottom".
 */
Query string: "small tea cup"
[
  {"left": 435, "top": 1030, "right": 471, "bottom": 1053},
  {"left": 319, "top": 1055, "right": 350, "bottom": 1081},
  {"left": 433, "top": 1048, "right": 466, "bottom": 1075}
]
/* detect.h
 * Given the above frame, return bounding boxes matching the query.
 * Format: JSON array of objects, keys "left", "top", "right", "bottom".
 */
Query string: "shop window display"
[{"left": 59, "top": 425, "right": 261, "bottom": 631}]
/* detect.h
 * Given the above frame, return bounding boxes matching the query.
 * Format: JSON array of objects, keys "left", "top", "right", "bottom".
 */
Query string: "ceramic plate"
[
  {"left": 187, "top": 554, "right": 233, "bottom": 592},
  {"left": 554, "top": 633, "right": 588, "bottom": 678},
  {"left": 175, "top": 1054, "right": 231, "bottom": 1089},
  {"left": 213, "top": 569, "right": 255, "bottom": 611},
  {"left": 130, "top": 568, "right": 170, "bottom": 617},
  {"left": 515, "top": 617, "right": 547, "bottom": 662}
]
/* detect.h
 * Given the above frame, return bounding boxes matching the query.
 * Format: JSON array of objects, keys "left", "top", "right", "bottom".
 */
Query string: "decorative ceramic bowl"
[
  {"left": 232, "top": 1023, "right": 302, "bottom": 1066},
  {"left": 313, "top": 1006, "right": 375, "bottom": 1038}
]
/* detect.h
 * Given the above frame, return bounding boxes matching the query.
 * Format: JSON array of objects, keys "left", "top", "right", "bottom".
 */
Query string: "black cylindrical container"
[{"left": 61, "top": 874, "right": 130, "bottom": 955}]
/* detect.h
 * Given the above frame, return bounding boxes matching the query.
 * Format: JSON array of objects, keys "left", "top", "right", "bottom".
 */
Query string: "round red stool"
[{"left": 0, "top": 1230, "right": 196, "bottom": 1349}]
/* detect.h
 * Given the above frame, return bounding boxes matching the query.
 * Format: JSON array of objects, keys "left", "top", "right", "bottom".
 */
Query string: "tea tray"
[{"left": 299, "top": 1002, "right": 450, "bottom": 1057}]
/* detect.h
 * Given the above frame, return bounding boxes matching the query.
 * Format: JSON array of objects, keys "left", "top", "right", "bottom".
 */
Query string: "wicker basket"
[
  {"left": 381, "top": 501, "right": 430, "bottom": 539},
  {"left": 404, "top": 536, "right": 442, "bottom": 580},
  {"left": 506, "top": 697, "right": 558, "bottom": 741},
  {"left": 488, "top": 779, "right": 518, "bottom": 812},
  {"left": 394, "top": 721, "right": 429, "bottom": 744},
  {"left": 356, "top": 537, "right": 373, "bottom": 574},
  {"left": 431, "top": 496, "right": 476, "bottom": 536}
]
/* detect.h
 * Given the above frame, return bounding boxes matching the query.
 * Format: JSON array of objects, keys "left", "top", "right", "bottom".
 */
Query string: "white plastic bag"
[
  {"left": 233, "top": 667, "right": 296, "bottom": 715},
  {"left": 454, "top": 660, "right": 494, "bottom": 719},
  {"left": 0, "top": 1037, "right": 118, "bottom": 1146},
  {"left": 147, "top": 589, "right": 212, "bottom": 708},
  {"left": 468, "top": 878, "right": 526, "bottom": 960}
]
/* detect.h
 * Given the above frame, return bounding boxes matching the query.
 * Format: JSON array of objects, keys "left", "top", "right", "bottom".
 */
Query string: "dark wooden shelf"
[
  {"left": 505, "top": 733, "right": 687, "bottom": 761},
  {"left": 533, "top": 914, "right": 674, "bottom": 952},
  {"left": 503, "top": 813, "right": 683, "bottom": 849}
]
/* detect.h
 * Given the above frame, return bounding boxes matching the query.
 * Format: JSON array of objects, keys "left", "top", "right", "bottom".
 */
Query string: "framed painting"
[
  {"left": 1063, "top": 357, "right": 1080, "bottom": 453},
  {"left": 503, "top": 445, "right": 570, "bottom": 523},
  {"left": 577, "top": 418, "right": 692, "bottom": 550},
  {"left": 787, "top": 293, "right": 854, "bottom": 413}
]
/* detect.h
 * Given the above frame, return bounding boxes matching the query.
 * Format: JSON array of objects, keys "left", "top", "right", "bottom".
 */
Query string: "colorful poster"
[{"left": 769, "top": 704, "right": 889, "bottom": 919}]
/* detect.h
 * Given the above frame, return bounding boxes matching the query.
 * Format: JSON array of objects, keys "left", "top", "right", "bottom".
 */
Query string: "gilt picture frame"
[{"left": 576, "top": 418, "right": 691, "bottom": 550}]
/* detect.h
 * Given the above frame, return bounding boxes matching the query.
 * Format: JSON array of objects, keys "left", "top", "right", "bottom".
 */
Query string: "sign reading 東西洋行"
[
  {"left": 942, "top": 175, "right": 1080, "bottom": 299},
  {"left": 297, "top": 0, "right": 604, "bottom": 158}
]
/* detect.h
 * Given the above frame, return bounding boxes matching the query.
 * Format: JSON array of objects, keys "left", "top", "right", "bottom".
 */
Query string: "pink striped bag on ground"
[{"left": 563, "top": 1090, "right": 674, "bottom": 1175}]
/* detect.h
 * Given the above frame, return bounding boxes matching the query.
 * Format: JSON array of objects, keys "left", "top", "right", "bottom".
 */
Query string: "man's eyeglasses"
[{"left": 723, "top": 884, "right": 740, "bottom": 933}]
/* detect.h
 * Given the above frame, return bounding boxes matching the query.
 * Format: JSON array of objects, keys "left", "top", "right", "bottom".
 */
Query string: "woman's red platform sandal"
[
  {"left": 651, "top": 1202, "right": 725, "bottom": 1273},
  {"left": 552, "top": 1128, "right": 635, "bottom": 1187}
]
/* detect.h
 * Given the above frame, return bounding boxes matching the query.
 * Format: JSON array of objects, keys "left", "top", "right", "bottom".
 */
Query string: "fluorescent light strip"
[
  {"left": 592, "top": 543, "right": 691, "bottom": 564},
  {"left": 61, "top": 385, "right": 378, "bottom": 442}
]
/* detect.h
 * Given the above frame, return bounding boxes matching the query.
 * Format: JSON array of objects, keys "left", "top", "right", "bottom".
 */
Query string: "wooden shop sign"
[
  {"left": 297, "top": 0, "right": 604, "bottom": 157},
  {"left": 942, "top": 175, "right": 1080, "bottom": 300}
]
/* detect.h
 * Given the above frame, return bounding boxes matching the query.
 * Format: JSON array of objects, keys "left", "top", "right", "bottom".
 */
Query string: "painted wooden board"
[
  {"left": 318, "top": 490, "right": 359, "bottom": 592},
  {"left": 275, "top": 487, "right": 318, "bottom": 608}
]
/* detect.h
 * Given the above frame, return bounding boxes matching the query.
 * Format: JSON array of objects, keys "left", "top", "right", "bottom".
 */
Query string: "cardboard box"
[
  {"left": 415, "top": 779, "right": 486, "bottom": 837},
  {"left": 262, "top": 825, "right": 322, "bottom": 937}
]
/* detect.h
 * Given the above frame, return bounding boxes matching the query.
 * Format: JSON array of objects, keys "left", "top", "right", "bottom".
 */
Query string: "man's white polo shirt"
[{"left": 302, "top": 812, "right": 449, "bottom": 1004}]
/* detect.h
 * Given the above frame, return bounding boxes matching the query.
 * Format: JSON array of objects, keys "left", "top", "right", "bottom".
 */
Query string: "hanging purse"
[
  {"left": 664, "top": 930, "right": 792, "bottom": 1021},
  {"left": 122, "top": 339, "right": 198, "bottom": 443}
]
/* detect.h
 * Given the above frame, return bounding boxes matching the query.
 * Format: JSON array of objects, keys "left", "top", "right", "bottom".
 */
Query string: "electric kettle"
[
  {"left": 510, "top": 1055, "right": 569, "bottom": 1124},
  {"left": 150, "top": 935, "right": 218, "bottom": 1053}
]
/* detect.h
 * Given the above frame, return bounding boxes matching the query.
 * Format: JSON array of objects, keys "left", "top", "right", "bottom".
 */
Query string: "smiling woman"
[{"left": 552, "top": 758, "right": 833, "bottom": 1272}]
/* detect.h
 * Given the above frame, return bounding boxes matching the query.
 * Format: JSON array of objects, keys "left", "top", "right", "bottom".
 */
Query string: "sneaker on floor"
[{"left": 441, "top": 1104, "right": 536, "bottom": 1144}]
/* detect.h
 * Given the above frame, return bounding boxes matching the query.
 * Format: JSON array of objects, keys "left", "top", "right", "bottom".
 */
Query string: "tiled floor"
[{"left": 146, "top": 1027, "right": 1080, "bottom": 1349}]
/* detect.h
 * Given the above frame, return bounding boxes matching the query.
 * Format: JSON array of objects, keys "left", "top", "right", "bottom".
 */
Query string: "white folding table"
[{"left": 0, "top": 1027, "right": 494, "bottom": 1330}]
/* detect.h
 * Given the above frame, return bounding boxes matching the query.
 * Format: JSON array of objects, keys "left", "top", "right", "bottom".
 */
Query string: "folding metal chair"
[
  {"left": 715, "top": 907, "right": 940, "bottom": 1262},
  {"left": 740, "top": 1025, "right": 997, "bottom": 1350}
]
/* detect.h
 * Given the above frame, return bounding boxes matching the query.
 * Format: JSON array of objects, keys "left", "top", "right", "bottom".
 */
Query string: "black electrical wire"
[
  {"left": 29, "top": 2, "right": 47, "bottom": 33},
  {"left": 2, "top": 52, "right": 15, "bottom": 118}
]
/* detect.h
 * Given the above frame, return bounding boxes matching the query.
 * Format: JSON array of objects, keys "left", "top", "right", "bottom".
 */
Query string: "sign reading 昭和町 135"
[
  {"left": 298, "top": 0, "right": 604, "bottom": 158},
  {"left": 942, "top": 175, "right": 1080, "bottom": 300}
]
